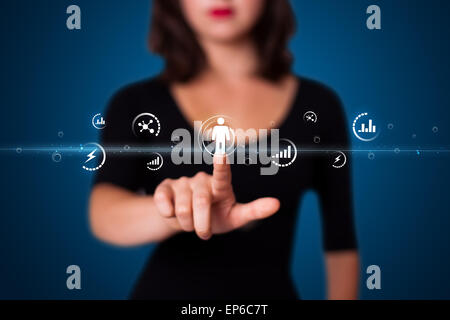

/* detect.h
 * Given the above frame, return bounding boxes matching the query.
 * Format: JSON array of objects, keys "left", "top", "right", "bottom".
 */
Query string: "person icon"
[{"left": 211, "top": 117, "right": 231, "bottom": 155}]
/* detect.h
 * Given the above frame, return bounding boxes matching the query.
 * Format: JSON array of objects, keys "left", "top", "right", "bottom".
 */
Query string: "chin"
[{"left": 202, "top": 28, "right": 251, "bottom": 43}]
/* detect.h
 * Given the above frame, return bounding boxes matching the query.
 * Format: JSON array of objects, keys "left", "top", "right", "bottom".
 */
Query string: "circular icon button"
[
  {"left": 331, "top": 151, "right": 347, "bottom": 169},
  {"left": 132, "top": 113, "right": 161, "bottom": 138},
  {"left": 82, "top": 143, "right": 106, "bottom": 172},
  {"left": 353, "top": 113, "right": 380, "bottom": 142},
  {"left": 303, "top": 111, "right": 318, "bottom": 124},
  {"left": 271, "top": 138, "right": 297, "bottom": 168},
  {"left": 92, "top": 113, "right": 106, "bottom": 130},
  {"left": 147, "top": 153, "right": 163, "bottom": 171}
]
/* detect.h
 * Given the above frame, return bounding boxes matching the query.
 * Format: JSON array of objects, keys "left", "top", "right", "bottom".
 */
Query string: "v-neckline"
[{"left": 161, "top": 76, "right": 302, "bottom": 133}]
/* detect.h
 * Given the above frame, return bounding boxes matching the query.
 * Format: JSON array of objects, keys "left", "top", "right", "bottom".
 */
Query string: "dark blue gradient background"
[{"left": 1, "top": 0, "right": 449, "bottom": 299}]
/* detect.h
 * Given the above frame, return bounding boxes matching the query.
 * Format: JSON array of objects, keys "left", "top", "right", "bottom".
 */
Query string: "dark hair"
[{"left": 149, "top": 0, "right": 296, "bottom": 83}]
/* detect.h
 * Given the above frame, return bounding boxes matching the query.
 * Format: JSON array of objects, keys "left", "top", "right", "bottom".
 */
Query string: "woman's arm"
[
  {"left": 325, "top": 250, "right": 359, "bottom": 300},
  {"left": 89, "top": 183, "right": 180, "bottom": 246}
]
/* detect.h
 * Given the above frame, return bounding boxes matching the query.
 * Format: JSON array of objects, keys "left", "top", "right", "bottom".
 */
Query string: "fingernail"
[{"left": 199, "top": 233, "right": 212, "bottom": 241}]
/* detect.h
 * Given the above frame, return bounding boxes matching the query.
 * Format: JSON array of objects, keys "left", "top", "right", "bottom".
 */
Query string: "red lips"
[{"left": 209, "top": 8, "right": 234, "bottom": 18}]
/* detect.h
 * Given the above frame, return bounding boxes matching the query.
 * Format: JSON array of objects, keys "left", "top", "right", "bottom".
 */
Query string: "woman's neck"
[{"left": 199, "top": 38, "right": 260, "bottom": 83}]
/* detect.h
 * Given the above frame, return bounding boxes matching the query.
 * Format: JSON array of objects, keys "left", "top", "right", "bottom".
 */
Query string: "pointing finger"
[{"left": 212, "top": 154, "right": 232, "bottom": 197}]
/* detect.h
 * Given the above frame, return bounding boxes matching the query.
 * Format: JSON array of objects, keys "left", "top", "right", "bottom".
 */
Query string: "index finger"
[{"left": 212, "top": 154, "right": 232, "bottom": 195}]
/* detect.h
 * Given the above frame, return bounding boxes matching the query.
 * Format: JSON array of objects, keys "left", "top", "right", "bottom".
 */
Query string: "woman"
[{"left": 90, "top": 0, "right": 359, "bottom": 299}]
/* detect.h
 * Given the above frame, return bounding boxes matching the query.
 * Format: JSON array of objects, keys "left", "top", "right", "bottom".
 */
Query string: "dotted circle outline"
[
  {"left": 82, "top": 143, "right": 106, "bottom": 172},
  {"left": 352, "top": 112, "right": 380, "bottom": 142},
  {"left": 146, "top": 153, "right": 164, "bottom": 171},
  {"left": 331, "top": 151, "right": 347, "bottom": 169},
  {"left": 271, "top": 138, "right": 298, "bottom": 168},
  {"left": 92, "top": 113, "right": 106, "bottom": 130},
  {"left": 132, "top": 113, "right": 161, "bottom": 137},
  {"left": 303, "top": 111, "right": 318, "bottom": 123}
]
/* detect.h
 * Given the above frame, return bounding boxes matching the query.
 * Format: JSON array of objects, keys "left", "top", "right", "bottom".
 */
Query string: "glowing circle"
[{"left": 52, "top": 152, "right": 62, "bottom": 163}]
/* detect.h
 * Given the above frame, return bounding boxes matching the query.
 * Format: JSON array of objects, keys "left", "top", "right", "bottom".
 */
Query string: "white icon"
[
  {"left": 353, "top": 113, "right": 380, "bottom": 142},
  {"left": 303, "top": 111, "right": 317, "bottom": 123},
  {"left": 331, "top": 151, "right": 347, "bottom": 169},
  {"left": 92, "top": 113, "right": 106, "bottom": 130},
  {"left": 272, "top": 145, "right": 293, "bottom": 159},
  {"left": 198, "top": 115, "right": 236, "bottom": 157},
  {"left": 82, "top": 143, "right": 106, "bottom": 171},
  {"left": 358, "top": 119, "right": 376, "bottom": 133},
  {"left": 147, "top": 153, "right": 163, "bottom": 171},
  {"left": 85, "top": 150, "right": 96, "bottom": 163},
  {"left": 138, "top": 120, "right": 154, "bottom": 133},
  {"left": 132, "top": 113, "right": 161, "bottom": 137},
  {"left": 271, "top": 138, "right": 297, "bottom": 168},
  {"left": 211, "top": 117, "right": 232, "bottom": 155}
]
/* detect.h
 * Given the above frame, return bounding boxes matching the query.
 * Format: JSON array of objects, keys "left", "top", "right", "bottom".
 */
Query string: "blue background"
[{"left": 0, "top": 0, "right": 449, "bottom": 299}]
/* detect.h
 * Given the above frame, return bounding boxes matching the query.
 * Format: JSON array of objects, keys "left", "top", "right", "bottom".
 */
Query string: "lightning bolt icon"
[
  {"left": 334, "top": 155, "right": 341, "bottom": 163},
  {"left": 85, "top": 149, "right": 97, "bottom": 163}
]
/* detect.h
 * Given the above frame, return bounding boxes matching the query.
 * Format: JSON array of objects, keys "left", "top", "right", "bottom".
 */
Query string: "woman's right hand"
[{"left": 154, "top": 155, "right": 280, "bottom": 240}]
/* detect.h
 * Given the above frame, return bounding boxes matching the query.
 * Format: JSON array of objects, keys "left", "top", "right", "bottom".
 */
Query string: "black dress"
[{"left": 94, "top": 76, "right": 357, "bottom": 299}]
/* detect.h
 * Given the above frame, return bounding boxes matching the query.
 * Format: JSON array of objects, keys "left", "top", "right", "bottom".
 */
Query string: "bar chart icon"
[
  {"left": 148, "top": 157, "right": 159, "bottom": 166},
  {"left": 358, "top": 119, "right": 376, "bottom": 133},
  {"left": 92, "top": 113, "right": 106, "bottom": 129},
  {"left": 272, "top": 145, "right": 292, "bottom": 159},
  {"left": 147, "top": 153, "right": 163, "bottom": 171},
  {"left": 353, "top": 113, "right": 380, "bottom": 142},
  {"left": 271, "top": 139, "right": 297, "bottom": 168}
]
